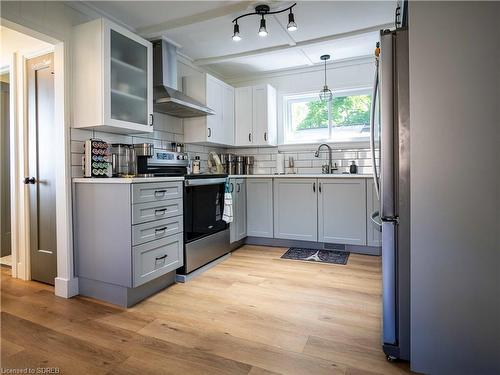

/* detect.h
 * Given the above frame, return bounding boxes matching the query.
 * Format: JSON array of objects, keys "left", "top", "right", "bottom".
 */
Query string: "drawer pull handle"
[
  {"left": 154, "top": 190, "right": 167, "bottom": 197},
  {"left": 155, "top": 227, "right": 168, "bottom": 235},
  {"left": 155, "top": 208, "right": 167, "bottom": 216},
  {"left": 155, "top": 254, "right": 168, "bottom": 262}
]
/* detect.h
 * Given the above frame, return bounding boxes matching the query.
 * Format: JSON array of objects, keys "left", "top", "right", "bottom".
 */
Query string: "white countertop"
[
  {"left": 73, "top": 176, "right": 185, "bottom": 184},
  {"left": 228, "top": 174, "right": 372, "bottom": 179},
  {"left": 73, "top": 174, "right": 371, "bottom": 183}
]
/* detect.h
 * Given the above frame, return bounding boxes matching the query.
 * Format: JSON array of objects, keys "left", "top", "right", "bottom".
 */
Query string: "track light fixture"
[{"left": 231, "top": 3, "right": 297, "bottom": 41}]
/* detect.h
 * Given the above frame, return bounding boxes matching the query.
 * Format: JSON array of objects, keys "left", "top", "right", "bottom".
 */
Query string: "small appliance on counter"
[
  {"left": 83, "top": 138, "right": 110, "bottom": 177},
  {"left": 276, "top": 153, "right": 285, "bottom": 174},
  {"left": 134, "top": 143, "right": 155, "bottom": 177},
  {"left": 110, "top": 143, "right": 136, "bottom": 177}
]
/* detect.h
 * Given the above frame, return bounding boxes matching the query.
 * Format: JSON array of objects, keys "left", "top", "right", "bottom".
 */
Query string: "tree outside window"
[{"left": 285, "top": 90, "right": 372, "bottom": 144}]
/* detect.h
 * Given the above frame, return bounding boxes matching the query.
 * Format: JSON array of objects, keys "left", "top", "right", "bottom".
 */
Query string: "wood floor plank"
[
  {"left": 1, "top": 312, "right": 127, "bottom": 371},
  {"left": 0, "top": 245, "right": 413, "bottom": 375}
]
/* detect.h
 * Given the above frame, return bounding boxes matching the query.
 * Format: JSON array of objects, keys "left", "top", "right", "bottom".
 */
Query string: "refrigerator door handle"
[{"left": 370, "top": 53, "right": 380, "bottom": 199}]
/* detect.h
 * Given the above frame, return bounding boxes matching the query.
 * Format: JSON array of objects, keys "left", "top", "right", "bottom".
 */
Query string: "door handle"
[
  {"left": 149, "top": 114, "right": 154, "bottom": 126},
  {"left": 313, "top": 182, "right": 316, "bottom": 193},
  {"left": 208, "top": 127, "right": 212, "bottom": 138},
  {"left": 264, "top": 132, "right": 267, "bottom": 142},
  {"left": 318, "top": 182, "right": 322, "bottom": 193},
  {"left": 248, "top": 133, "right": 252, "bottom": 142},
  {"left": 24, "top": 177, "right": 36, "bottom": 184},
  {"left": 230, "top": 183, "right": 234, "bottom": 193},
  {"left": 237, "top": 183, "right": 241, "bottom": 193}
]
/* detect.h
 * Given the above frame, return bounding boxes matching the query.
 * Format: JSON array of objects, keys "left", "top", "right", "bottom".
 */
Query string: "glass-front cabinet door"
[{"left": 104, "top": 22, "right": 153, "bottom": 132}]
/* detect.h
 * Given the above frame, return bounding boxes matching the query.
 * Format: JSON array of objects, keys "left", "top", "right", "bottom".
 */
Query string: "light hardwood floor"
[{"left": 1, "top": 245, "right": 413, "bottom": 374}]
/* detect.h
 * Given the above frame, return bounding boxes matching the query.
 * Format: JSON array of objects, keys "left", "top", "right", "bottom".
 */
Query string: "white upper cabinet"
[
  {"left": 183, "top": 73, "right": 234, "bottom": 146},
  {"left": 235, "top": 86, "right": 253, "bottom": 146},
  {"left": 235, "top": 84, "right": 277, "bottom": 147},
  {"left": 72, "top": 19, "right": 153, "bottom": 134}
]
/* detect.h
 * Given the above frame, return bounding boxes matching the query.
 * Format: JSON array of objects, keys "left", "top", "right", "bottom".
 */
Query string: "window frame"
[{"left": 283, "top": 87, "right": 372, "bottom": 145}]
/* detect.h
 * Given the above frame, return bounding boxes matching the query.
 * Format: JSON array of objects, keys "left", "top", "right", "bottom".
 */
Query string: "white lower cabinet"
[
  {"left": 229, "top": 178, "right": 247, "bottom": 243},
  {"left": 246, "top": 178, "right": 273, "bottom": 238},
  {"left": 366, "top": 179, "right": 382, "bottom": 246},
  {"left": 318, "top": 178, "right": 367, "bottom": 245},
  {"left": 273, "top": 179, "right": 318, "bottom": 241}
]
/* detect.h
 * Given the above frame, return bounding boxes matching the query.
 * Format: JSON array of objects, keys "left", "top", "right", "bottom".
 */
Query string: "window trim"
[{"left": 283, "top": 87, "right": 372, "bottom": 145}]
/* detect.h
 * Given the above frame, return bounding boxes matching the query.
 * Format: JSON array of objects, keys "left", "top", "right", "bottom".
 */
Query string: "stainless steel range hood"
[{"left": 152, "top": 39, "right": 215, "bottom": 118}]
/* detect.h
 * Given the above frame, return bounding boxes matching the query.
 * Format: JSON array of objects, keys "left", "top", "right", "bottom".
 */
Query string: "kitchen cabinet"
[
  {"left": 73, "top": 179, "right": 183, "bottom": 307},
  {"left": 183, "top": 73, "right": 234, "bottom": 145},
  {"left": 273, "top": 179, "right": 318, "bottom": 241},
  {"left": 366, "top": 179, "right": 382, "bottom": 246},
  {"left": 318, "top": 178, "right": 367, "bottom": 246},
  {"left": 229, "top": 178, "right": 247, "bottom": 243},
  {"left": 235, "top": 84, "right": 277, "bottom": 147},
  {"left": 72, "top": 18, "right": 153, "bottom": 134},
  {"left": 246, "top": 178, "right": 273, "bottom": 238}
]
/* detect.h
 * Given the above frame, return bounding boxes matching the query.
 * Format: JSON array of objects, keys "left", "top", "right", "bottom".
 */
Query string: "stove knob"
[
  {"left": 183, "top": 155, "right": 188, "bottom": 160},
  {"left": 177, "top": 155, "right": 182, "bottom": 160}
]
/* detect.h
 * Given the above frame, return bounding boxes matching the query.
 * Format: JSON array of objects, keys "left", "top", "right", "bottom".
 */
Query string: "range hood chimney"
[{"left": 152, "top": 39, "right": 215, "bottom": 118}]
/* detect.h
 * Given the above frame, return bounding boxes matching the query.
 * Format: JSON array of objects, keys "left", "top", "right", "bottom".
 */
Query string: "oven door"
[{"left": 183, "top": 178, "right": 228, "bottom": 243}]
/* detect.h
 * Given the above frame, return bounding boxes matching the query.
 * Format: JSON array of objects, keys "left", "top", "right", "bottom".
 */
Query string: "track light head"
[
  {"left": 287, "top": 10, "right": 297, "bottom": 31},
  {"left": 232, "top": 22, "right": 241, "bottom": 41},
  {"left": 258, "top": 16, "right": 268, "bottom": 37}
]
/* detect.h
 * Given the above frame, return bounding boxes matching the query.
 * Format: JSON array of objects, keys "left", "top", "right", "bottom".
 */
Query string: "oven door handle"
[{"left": 184, "top": 178, "right": 227, "bottom": 187}]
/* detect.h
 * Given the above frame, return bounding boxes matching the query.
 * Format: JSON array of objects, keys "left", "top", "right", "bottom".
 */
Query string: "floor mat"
[{"left": 281, "top": 248, "right": 349, "bottom": 265}]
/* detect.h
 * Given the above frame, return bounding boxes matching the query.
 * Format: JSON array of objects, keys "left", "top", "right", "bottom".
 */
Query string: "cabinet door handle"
[
  {"left": 149, "top": 114, "right": 154, "bottom": 126},
  {"left": 264, "top": 132, "right": 267, "bottom": 142},
  {"left": 155, "top": 254, "right": 167, "bottom": 261},
  {"left": 155, "top": 227, "right": 168, "bottom": 235},
  {"left": 313, "top": 182, "right": 316, "bottom": 193},
  {"left": 319, "top": 182, "right": 322, "bottom": 193},
  {"left": 208, "top": 128, "right": 212, "bottom": 138},
  {"left": 230, "top": 183, "right": 234, "bottom": 193},
  {"left": 237, "top": 183, "right": 241, "bottom": 193},
  {"left": 248, "top": 133, "right": 252, "bottom": 142},
  {"left": 154, "top": 208, "right": 167, "bottom": 216},
  {"left": 154, "top": 190, "right": 166, "bottom": 197}
]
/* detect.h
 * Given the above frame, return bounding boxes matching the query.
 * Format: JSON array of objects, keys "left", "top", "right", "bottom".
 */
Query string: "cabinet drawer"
[
  {"left": 132, "top": 216, "right": 183, "bottom": 246},
  {"left": 132, "top": 199, "right": 183, "bottom": 224},
  {"left": 132, "top": 182, "right": 182, "bottom": 204},
  {"left": 133, "top": 233, "right": 183, "bottom": 287}
]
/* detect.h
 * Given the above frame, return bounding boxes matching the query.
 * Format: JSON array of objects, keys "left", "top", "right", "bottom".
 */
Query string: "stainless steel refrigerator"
[{"left": 370, "top": 27, "right": 410, "bottom": 361}]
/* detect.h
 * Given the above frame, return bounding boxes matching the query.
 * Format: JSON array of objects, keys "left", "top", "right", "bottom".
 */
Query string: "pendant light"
[{"left": 319, "top": 55, "right": 333, "bottom": 102}]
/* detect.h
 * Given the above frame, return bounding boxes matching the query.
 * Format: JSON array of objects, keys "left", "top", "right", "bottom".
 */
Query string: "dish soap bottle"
[{"left": 349, "top": 161, "right": 358, "bottom": 174}]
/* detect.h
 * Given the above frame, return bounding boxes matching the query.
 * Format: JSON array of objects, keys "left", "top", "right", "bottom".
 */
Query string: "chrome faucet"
[{"left": 314, "top": 143, "right": 337, "bottom": 174}]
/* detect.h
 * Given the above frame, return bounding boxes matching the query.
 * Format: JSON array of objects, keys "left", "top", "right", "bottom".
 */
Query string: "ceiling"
[
  {"left": 87, "top": 1, "right": 396, "bottom": 78},
  {"left": 0, "top": 26, "right": 53, "bottom": 69}
]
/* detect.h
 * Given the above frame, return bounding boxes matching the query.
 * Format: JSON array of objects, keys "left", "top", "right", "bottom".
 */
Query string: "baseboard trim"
[
  {"left": 245, "top": 237, "right": 381, "bottom": 256},
  {"left": 55, "top": 276, "right": 79, "bottom": 298}
]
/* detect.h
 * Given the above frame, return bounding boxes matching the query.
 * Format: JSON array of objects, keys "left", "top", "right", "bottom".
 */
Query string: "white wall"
[
  {"left": 1, "top": 1, "right": 95, "bottom": 297},
  {"left": 227, "top": 58, "right": 375, "bottom": 145},
  {"left": 409, "top": 2, "right": 500, "bottom": 374}
]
